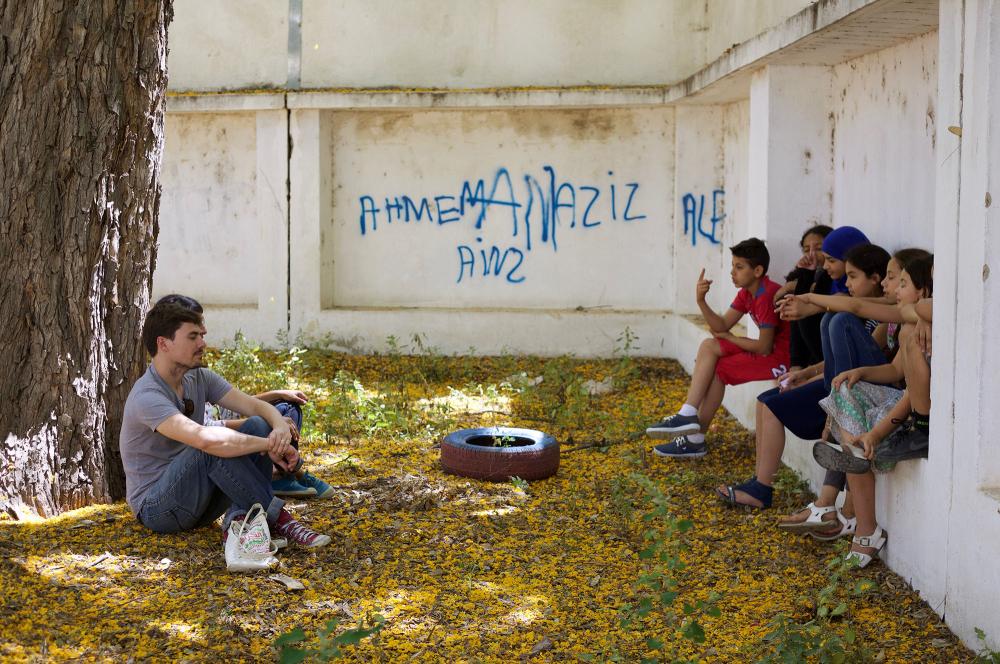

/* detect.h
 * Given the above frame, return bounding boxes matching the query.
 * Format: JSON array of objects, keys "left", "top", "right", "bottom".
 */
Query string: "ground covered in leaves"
[{"left": 0, "top": 341, "right": 975, "bottom": 662}]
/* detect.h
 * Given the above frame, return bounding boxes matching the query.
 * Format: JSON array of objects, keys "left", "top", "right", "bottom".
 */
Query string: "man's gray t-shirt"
[{"left": 120, "top": 364, "right": 232, "bottom": 514}]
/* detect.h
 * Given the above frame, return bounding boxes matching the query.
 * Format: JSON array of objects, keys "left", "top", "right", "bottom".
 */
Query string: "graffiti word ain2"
[
  {"left": 682, "top": 189, "right": 724, "bottom": 246},
  {"left": 456, "top": 242, "right": 525, "bottom": 284}
]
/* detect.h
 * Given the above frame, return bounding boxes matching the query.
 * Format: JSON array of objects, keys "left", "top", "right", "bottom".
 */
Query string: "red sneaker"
[{"left": 274, "top": 509, "right": 331, "bottom": 548}]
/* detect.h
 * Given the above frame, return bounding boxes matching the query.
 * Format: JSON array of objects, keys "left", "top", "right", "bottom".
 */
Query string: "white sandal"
[
  {"left": 809, "top": 510, "right": 857, "bottom": 541},
  {"left": 777, "top": 502, "right": 838, "bottom": 533},
  {"left": 846, "top": 525, "right": 887, "bottom": 568}
]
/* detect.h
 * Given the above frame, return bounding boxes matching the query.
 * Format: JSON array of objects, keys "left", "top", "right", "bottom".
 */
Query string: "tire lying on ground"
[{"left": 440, "top": 427, "right": 559, "bottom": 481}]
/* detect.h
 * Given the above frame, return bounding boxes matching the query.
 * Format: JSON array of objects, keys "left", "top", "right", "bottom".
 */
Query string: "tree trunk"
[{"left": 0, "top": 1, "right": 172, "bottom": 517}]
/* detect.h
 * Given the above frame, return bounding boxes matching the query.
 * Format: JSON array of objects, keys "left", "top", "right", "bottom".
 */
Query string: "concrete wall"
[
  {"left": 168, "top": 0, "right": 814, "bottom": 91},
  {"left": 155, "top": 106, "right": 289, "bottom": 344},
  {"left": 168, "top": 0, "right": 288, "bottom": 90},
  {"left": 321, "top": 108, "right": 673, "bottom": 310},
  {"left": 831, "top": 31, "right": 938, "bottom": 249}
]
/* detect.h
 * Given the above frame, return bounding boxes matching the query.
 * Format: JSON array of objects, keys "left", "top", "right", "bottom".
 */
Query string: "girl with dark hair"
[
  {"left": 774, "top": 225, "right": 835, "bottom": 370},
  {"left": 812, "top": 256, "right": 934, "bottom": 568}
]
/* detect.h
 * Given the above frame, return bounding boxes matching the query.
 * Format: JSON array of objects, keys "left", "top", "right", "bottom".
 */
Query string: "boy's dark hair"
[
  {"left": 844, "top": 244, "right": 891, "bottom": 295},
  {"left": 155, "top": 293, "right": 204, "bottom": 314},
  {"left": 892, "top": 247, "right": 932, "bottom": 272},
  {"left": 730, "top": 237, "right": 770, "bottom": 273},
  {"left": 904, "top": 255, "right": 934, "bottom": 297},
  {"left": 142, "top": 303, "right": 204, "bottom": 357},
  {"left": 800, "top": 225, "right": 834, "bottom": 246}
]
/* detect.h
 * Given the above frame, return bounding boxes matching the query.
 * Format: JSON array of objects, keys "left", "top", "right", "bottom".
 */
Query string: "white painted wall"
[
  {"left": 748, "top": 65, "right": 834, "bottom": 278},
  {"left": 830, "top": 31, "right": 938, "bottom": 251},
  {"left": 168, "top": 0, "right": 288, "bottom": 91},
  {"left": 322, "top": 108, "right": 673, "bottom": 310},
  {"left": 155, "top": 108, "right": 289, "bottom": 345},
  {"left": 934, "top": 0, "right": 1000, "bottom": 650},
  {"left": 168, "top": 0, "right": 814, "bottom": 91}
]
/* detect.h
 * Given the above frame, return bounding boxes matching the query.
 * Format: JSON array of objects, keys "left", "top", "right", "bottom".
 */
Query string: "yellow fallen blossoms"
[{"left": 0, "top": 346, "right": 973, "bottom": 662}]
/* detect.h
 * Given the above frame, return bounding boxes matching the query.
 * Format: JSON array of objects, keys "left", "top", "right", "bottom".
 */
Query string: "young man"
[
  {"left": 119, "top": 302, "right": 331, "bottom": 571},
  {"left": 155, "top": 293, "right": 334, "bottom": 499},
  {"left": 647, "top": 238, "right": 790, "bottom": 458}
]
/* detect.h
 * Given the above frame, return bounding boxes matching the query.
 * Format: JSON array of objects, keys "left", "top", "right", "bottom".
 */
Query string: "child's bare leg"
[
  {"left": 840, "top": 490, "right": 854, "bottom": 518},
  {"left": 903, "top": 330, "right": 931, "bottom": 414},
  {"left": 697, "top": 374, "right": 726, "bottom": 432},
  {"left": 684, "top": 338, "right": 723, "bottom": 408},
  {"left": 846, "top": 470, "right": 878, "bottom": 553},
  {"left": 717, "top": 400, "right": 784, "bottom": 508},
  {"left": 753, "top": 403, "right": 786, "bottom": 486}
]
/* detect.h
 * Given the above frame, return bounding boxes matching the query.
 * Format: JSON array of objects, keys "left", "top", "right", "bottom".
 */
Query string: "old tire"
[{"left": 440, "top": 427, "right": 559, "bottom": 481}]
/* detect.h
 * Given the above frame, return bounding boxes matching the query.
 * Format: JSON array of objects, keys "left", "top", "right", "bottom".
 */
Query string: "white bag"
[{"left": 225, "top": 503, "right": 280, "bottom": 572}]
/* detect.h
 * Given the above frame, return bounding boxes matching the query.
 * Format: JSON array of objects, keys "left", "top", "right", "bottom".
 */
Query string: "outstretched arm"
[{"left": 802, "top": 293, "right": 904, "bottom": 323}]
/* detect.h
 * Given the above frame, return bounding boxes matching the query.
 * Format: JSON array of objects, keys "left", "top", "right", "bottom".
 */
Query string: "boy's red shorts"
[{"left": 715, "top": 338, "right": 790, "bottom": 386}]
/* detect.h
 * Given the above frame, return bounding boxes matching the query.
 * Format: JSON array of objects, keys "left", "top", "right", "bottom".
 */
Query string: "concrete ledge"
[
  {"left": 665, "top": 0, "right": 938, "bottom": 104},
  {"left": 166, "top": 92, "right": 286, "bottom": 113},
  {"left": 286, "top": 86, "right": 670, "bottom": 110}
]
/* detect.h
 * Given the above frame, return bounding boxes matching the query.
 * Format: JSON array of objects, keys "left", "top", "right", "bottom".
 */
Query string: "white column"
[
  {"left": 672, "top": 105, "right": 725, "bottom": 316},
  {"left": 747, "top": 65, "right": 833, "bottom": 282},
  {"left": 254, "top": 109, "right": 290, "bottom": 341},
  {"left": 942, "top": 0, "right": 1000, "bottom": 650},
  {"left": 288, "top": 109, "right": 324, "bottom": 342}
]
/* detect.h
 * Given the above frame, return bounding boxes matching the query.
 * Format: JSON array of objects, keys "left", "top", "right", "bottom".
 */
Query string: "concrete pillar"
[
  {"left": 940, "top": 0, "right": 1000, "bottom": 650},
  {"left": 747, "top": 65, "right": 833, "bottom": 282},
  {"left": 254, "top": 110, "right": 291, "bottom": 341},
  {"left": 288, "top": 109, "right": 325, "bottom": 342},
  {"left": 672, "top": 105, "right": 726, "bottom": 316}
]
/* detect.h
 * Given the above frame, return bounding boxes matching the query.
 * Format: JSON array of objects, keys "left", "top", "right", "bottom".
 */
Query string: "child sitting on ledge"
[{"left": 646, "top": 238, "right": 790, "bottom": 459}]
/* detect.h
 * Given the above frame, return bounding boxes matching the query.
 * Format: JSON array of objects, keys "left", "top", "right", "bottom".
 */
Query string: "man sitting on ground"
[{"left": 119, "top": 302, "right": 331, "bottom": 571}]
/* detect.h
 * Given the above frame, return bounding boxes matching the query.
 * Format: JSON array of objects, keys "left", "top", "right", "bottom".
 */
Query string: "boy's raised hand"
[{"left": 695, "top": 268, "right": 713, "bottom": 302}]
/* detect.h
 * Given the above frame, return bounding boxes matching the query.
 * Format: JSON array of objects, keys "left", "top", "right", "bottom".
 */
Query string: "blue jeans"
[
  {"left": 138, "top": 417, "right": 284, "bottom": 533},
  {"left": 820, "top": 312, "right": 886, "bottom": 391}
]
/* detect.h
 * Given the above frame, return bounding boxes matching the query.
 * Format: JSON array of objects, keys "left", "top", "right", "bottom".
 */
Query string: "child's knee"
[{"left": 699, "top": 337, "right": 721, "bottom": 355}]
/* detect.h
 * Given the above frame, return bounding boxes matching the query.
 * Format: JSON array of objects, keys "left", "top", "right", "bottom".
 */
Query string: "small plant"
[
  {"left": 976, "top": 628, "right": 1000, "bottom": 663},
  {"left": 492, "top": 432, "right": 516, "bottom": 447},
  {"left": 612, "top": 326, "right": 641, "bottom": 388},
  {"left": 509, "top": 476, "right": 530, "bottom": 492},
  {"left": 758, "top": 542, "right": 874, "bottom": 663},
  {"left": 591, "top": 473, "right": 721, "bottom": 663},
  {"left": 208, "top": 332, "right": 299, "bottom": 396},
  {"left": 525, "top": 355, "right": 589, "bottom": 430},
  {"left": 274, "top": 614, "right": 385, "bottom": 662}
]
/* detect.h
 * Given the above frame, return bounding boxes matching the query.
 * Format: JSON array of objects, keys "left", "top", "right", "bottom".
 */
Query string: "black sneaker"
[
  {"left": 812, "top": 440, "right": 871, "bottom": 474},
  {"left": 874, "top": 425, "right": 929, "bottom": 464},
  {"left": 653, "top": 435, "right": 707, "bottom": 459},
  {"left": 646, "top": 413, "right": 701, "bottom": 439}
]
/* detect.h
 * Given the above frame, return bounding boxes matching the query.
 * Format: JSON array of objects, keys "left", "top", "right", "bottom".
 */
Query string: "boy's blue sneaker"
[
  {"left": 646, "top": 413, "right": 701, "bottom": 439},
  {"left": 297, "top": 471, "right": 334, "bottom": 499},
  {"left": 270, "top": 477, "right": 317, "bottom": 497},
  {"left": 653, "top": 435, "right": 707, "bottom": 459}
]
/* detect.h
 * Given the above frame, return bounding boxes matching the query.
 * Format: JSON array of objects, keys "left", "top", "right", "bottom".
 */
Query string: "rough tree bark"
[{"left": 0, "top": 1, "right": 172, "bottom": 517}]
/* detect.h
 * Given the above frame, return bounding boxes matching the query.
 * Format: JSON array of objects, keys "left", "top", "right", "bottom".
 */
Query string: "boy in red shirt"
[{"left": 648, "top": 238, "right": 790, "bottom": 458}]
